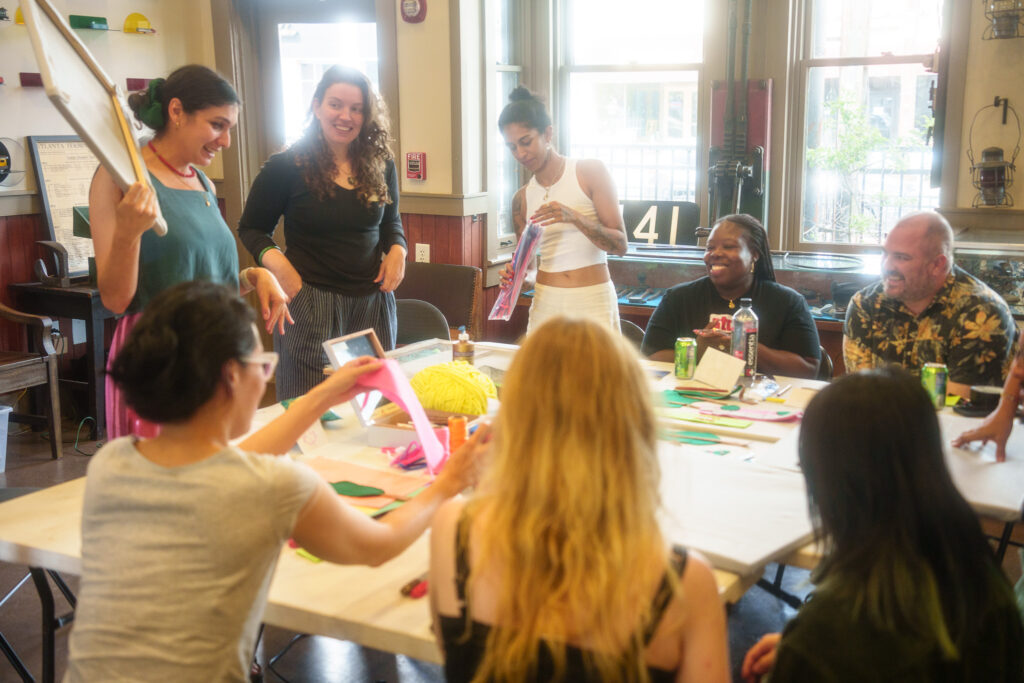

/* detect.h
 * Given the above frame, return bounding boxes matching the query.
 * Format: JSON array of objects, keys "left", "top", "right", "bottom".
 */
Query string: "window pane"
[
  {"left": 278, "top": 23, "right": 379, "bottom": 145},
  {"left": 495, "top": 71, "right": 521, "bottom": 236},
  {"left": 801, "top": 64, "right": 939, "bottom": 245},
  {"left": 567, "top": 0, "right": 703, "bottom": 65},
  {"left": 494, "top": 0, "right": 518, "bottom": 65},
  {"left": 568, "top": 71, "right": 699, "bottom": 201},
  {"left": 811, "top": 0, "right": 942, "bottom": 59}
]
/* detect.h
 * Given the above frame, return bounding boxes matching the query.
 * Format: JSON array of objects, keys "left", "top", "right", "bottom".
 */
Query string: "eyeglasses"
[{"left": 243, "top": 351, "right": 278, "bottom": 379}]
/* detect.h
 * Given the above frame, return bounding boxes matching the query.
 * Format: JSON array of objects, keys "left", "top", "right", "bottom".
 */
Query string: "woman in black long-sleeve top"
[{"left": 238, "top": 65, "right": 406, "bottom": 400}]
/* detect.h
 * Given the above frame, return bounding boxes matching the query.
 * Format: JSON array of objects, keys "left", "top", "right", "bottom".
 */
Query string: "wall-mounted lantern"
[
  {"left": 968, "top": 97, "right": 1021, "bottom": 207},
  {"left": 984, "top": 0, "right": 1024, "bottom": 39}
]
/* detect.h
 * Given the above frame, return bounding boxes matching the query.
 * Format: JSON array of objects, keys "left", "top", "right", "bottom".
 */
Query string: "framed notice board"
[{"left": 27, "top": 135, "right": 99, "bottom": 276}]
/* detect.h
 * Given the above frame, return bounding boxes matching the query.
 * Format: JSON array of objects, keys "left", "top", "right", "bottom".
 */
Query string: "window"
[
  {"left": 491, "top": 0, "right": 522, "bottom": 240},
  {"left": 794, "top": 0, "right": 943, "bottom": 247},
  {"left": 559, "top": 0, "right": 705, "bottom": 203},
  {"left": 485, "top": 0, "right": 526, "bottom": 264}
]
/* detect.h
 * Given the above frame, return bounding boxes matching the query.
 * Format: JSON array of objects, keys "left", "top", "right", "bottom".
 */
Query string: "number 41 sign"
[{"left": 622, "top": 200, "right": 700, "bottom": 246}]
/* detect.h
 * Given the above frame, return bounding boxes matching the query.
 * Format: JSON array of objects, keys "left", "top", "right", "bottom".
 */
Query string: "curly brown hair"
[{"left": 291, "top": 66, "right": 394, "bottom": 207}]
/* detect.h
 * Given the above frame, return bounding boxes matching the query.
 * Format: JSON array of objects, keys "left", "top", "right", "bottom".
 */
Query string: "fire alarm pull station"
[{"left": 406, "top": 152, "right": 426, "bottom": 180}]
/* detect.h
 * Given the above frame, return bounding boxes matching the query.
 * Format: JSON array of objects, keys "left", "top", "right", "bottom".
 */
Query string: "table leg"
[
  {"left": 29, "top": 568, "right": 54, "bottom": 683},
  {"left": 994, "top": 522, "right": 1014, "bottom": 562},
  {"left": 84, "top": 312, "right": 105, "bottom": 441}
]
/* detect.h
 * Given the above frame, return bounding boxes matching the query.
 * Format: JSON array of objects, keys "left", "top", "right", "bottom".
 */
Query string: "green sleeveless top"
[{"left": 129, "top": 170, "right": 239, "bottom": 313}]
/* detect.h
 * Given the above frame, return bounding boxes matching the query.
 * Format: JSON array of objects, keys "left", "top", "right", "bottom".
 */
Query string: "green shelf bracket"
[{"left": 69, "top": 15, "right": 109, "bottom": 30}]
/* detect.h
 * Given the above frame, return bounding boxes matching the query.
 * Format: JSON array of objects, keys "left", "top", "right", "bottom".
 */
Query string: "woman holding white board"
[{"left": 89, "top": 65, "right": 291, "bottom": 439}]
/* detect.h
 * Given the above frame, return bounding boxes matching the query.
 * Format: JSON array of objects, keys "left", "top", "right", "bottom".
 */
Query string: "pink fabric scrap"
[{"left": 355, "top": 359, "right": 448, "bottom": 473}]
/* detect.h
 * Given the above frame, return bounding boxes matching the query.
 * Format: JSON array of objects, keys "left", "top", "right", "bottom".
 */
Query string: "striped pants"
[{"left": 273, "top": 283, "right": 396, "bottom": 401}]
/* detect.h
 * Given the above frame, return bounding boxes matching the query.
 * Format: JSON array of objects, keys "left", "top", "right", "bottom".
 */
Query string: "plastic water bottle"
[{"left": 731, "top": 298, "right": 758, "bottom": 378}]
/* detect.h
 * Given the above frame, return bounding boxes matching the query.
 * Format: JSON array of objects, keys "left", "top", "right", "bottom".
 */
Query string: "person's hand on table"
[
  {"left": 251, "top": 268, "right": 294, "bottom": 335},
  {"left": 741, "top": 632, "right": 781, "bottom": 683},
  {"left": 375, "top": 245, "right": 407, "bottom": 293},
  {"left": 952, "top": 407, "right": 1015, "bottom": 463},
  {"left": 115, "top": 181, "right": 159, "bottom": 240},
  {"left": 530, "top": 201, "right": 579, "bottom": 228},
  {"left": 435, "top": 422, "right": 492, "bottom": 495}
]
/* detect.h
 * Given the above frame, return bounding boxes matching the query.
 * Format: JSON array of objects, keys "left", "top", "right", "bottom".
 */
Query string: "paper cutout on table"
[
  {"left": 354, "top": 359, "right": 446, "bottom": 473},
  {"left": 688, "top": 401, "right": 803, "bottom": 422},
  {"left": 489, "top": 222, "right": 542, "bottom": 321},
  {"left": 664, "top": 429, "right": 750, "bottom": 447},
  {"left": 657, "top": 407, "right": 752, "bottom": 429},
  {"left": 296, "top": 548, "right": 322, "bottom": 563},
  {"left": 784, "top": 386, "right": 821, "bottom": 409},
  {"left": 676, "top": 347, "right": 745, "bottom": 392},
  {"left": 296, "top": 415, "right": 328, "bottom": 454},
  {"left": 306, "top": 457, "right": 429, "bottom": 508},
  {"left": 331, "top": 481, "right": 385, "bottom": 497}
]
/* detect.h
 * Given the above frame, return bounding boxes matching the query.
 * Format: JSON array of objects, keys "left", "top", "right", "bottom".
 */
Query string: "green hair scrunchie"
[{"left": 138, "top": 78, "right": 166, "bottom": 129}]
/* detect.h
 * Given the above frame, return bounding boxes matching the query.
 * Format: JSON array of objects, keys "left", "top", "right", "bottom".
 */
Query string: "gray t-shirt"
[{"left": 65, "top": 437, "right": 321, "bottom": 682}]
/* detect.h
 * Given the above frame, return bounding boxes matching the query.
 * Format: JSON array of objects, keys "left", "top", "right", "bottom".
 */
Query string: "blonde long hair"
[{"left": 465, "top": 318, "right": 665, "bottom": 682}]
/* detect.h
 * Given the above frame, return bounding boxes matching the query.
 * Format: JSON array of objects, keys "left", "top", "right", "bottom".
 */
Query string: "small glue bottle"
[{"left": 453, "top": 326, "right": 475, "bottom": 364}]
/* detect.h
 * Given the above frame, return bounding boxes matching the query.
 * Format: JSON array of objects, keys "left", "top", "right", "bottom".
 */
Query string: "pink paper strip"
[{"left": 355, "top": 359, "right": 447, "bottom": 473}]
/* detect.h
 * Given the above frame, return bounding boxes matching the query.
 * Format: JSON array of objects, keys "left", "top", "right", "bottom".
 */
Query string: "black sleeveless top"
[{"left": 439, "top": 514, "right": 688, "bottom": 682}]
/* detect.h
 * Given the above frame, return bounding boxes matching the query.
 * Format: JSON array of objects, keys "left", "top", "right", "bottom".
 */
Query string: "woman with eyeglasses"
[
  {"left": 65, "top": 281, "right": 486, "bottom": 682},
  {"left": 497, "top": 87, "right": 628, "bottom": 334}
]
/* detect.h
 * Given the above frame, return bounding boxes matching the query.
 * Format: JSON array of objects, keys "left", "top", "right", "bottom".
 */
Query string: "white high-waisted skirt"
[{"left": 527, "top": 281, "right": 620, "bottom": 335}]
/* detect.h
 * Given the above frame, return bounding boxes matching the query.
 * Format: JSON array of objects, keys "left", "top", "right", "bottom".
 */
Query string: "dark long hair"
[
  {"left": 291, "top": 65, "right": 393, "bottom": 207},
  {"left": 714, "top": 213, "right": 775, "bottom": 282},
  {"left": 799, "top": 367, "right": 1009, "bottom": 656},
  {"left": 108, "top": 281, "right": 256, "bottom": 424},
  {"left": 127, "top": 65, "right": 239, "bottom": 134}
]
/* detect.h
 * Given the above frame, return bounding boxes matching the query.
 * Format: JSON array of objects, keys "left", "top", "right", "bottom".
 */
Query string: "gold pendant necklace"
[
  {"left": 538, "top": 157, "right": 565, "bottom": 201},
  {"left": 728, "top": 299, "right": 736, "bottom": 309}
]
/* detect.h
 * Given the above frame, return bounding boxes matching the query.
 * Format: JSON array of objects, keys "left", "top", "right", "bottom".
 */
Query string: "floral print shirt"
[{"left": 843, "top": 266, "right": 1016, "bottom": 386}]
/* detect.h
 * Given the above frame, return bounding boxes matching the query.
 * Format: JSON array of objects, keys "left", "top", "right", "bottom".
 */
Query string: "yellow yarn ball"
[{"left": 410, "top": 361, "right": 497, "bottom": 415}]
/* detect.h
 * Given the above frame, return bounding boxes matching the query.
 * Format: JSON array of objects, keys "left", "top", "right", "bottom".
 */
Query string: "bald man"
[{"left": 843, "top": 211, "right": 1015, "bottom": 398}]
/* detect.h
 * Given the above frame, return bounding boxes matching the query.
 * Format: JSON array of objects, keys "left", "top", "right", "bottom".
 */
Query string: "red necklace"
[{"left": 147, "top": 141, "right": 196, "bottom": 178}]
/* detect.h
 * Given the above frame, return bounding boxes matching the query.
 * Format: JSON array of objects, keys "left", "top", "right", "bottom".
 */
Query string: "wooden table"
[{"left": 9, "top": 280, "right": 116, "bottom": 440}]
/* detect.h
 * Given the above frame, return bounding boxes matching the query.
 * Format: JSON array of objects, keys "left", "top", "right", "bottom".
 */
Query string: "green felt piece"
[
  {"left": 720, "top": 404, "right": 741, "bottom": 411},
  {"left": 331, "top": 481, "right": 384, "bottom": 497},
  {"left": 711, "top": 449, "right": 730, "bottom": 456},
  {"left": 777, "top": 411, "right": 791, "bottom": 416},
  {"left": 371, "top": 485, "right": 429, "bottom": 518},
  {"left": 661, "top": 390, "right": 700, "bottom": 406},
  {"left": 672, "top": 431, "right": 726, "bottom": 444},
  {"left": 281, "top": 397, "right": 340, "bottom": 422}
]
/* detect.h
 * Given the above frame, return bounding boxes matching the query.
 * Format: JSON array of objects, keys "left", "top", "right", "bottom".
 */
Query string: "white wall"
[
  {"left": 0, "top": 0, "right": 217, "bottom": 200},
  {"left": 395, "top": 0, "right": 454, "bottom": 195},
  {"left": 956, "top": 2, "right": 1024, "bottom": 208}
]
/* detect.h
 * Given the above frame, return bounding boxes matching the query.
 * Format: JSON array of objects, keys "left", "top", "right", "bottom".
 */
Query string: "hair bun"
[{"left": 508, "top": 86, "right": 536, "bottom": 103}]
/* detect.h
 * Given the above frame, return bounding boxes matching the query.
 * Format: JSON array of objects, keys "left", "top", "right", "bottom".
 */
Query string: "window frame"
[
  {"left": 782, "top": 0, "right": 944, "bottom": 254},
  {"left": 552, "top": 0, "right": 721, "bottom": 228},
  {"left": 483, "top": 0, "right": 534, "bottom": 274}
]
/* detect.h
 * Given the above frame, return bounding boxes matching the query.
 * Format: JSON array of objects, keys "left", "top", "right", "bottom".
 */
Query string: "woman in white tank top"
[{"left": 497, "top": 87, "right": 627, "bottom": 334}]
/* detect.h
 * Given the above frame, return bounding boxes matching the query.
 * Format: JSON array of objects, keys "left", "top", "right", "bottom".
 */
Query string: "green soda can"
[
  {"left": 921, "top": 362, "right": 948, "bottom": 410},
  {"left": 675, "top": 337, "right": 697, "bottom": 379}
]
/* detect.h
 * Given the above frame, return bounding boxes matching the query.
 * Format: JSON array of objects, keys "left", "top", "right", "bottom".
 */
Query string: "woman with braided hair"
[
  {"left": 641, "top": 214, "right": 821, "bottom": 378},
  {"left": 90, "top": 64, "right": 292, "bottom": 438}
]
